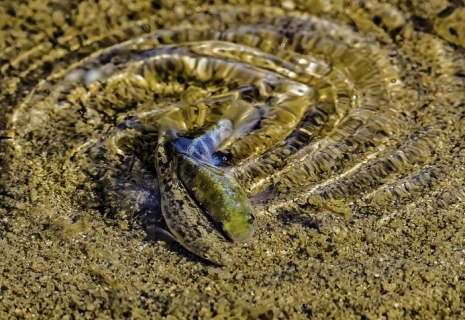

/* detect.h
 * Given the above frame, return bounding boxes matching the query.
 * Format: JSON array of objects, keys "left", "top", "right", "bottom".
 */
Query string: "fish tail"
[
  {"left": 223, "top": 100, "right": 261, "bottom": 139},
  {"left": 157, "top": 112, "right": 181, "bottom": 142}
]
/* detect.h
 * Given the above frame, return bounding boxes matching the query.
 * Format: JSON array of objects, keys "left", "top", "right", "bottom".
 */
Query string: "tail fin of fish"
[
  {"left": 157, "top": 112, "right": 183, "bottom": 142},
  {"left": 222, "top": 100, "right": 262, "bottom": 141}
]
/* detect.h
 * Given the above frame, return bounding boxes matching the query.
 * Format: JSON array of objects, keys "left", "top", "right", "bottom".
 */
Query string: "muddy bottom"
[{"left": 0, "top": 0, "right": 464, "bottom": 319}]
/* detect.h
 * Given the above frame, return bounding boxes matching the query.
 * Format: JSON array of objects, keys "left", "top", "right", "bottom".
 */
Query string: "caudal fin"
[{"left": 222, "top": 100, "right": 262, "bottom": 141}]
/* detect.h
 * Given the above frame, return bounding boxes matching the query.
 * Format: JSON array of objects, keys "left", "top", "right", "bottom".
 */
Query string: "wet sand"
[{"left": 1, "top": 0, "right": 464, "bottom": 319}]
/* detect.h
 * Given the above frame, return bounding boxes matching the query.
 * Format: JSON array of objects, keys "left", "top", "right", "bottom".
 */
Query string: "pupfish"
[
  {"left": 175, "top": 101, "right": 259, "bottom": 242},
  {"left": 154, "top": 100, "right": 259, "bottom": 263},
  {"left": 155, "top": 127, "right": 236, "bottom": 265}
]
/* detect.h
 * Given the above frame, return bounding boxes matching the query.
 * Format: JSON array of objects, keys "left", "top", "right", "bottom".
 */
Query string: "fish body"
[
  {"left": 178, "top": 106, "right": 258, "bottom": 242},
  {"left": 154, "top": 101, "right": 258, "bottom": 263},
  {"left": 155, "top": 128, "right": 235, "bottom": 265}
]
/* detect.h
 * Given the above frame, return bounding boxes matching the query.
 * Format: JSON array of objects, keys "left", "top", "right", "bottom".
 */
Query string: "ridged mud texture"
[{"left": 1, "top": 0, "right": 465, "bottom": 319}]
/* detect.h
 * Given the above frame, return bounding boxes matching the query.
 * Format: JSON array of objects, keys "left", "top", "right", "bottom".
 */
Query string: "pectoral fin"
[{"left": 146, "top": 225, "right": 179, "bottom": 244}]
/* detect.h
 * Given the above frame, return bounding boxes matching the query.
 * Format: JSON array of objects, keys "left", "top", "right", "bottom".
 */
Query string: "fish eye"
[{"left": 246, "top": 216, "right": 255, "bottom": 225}]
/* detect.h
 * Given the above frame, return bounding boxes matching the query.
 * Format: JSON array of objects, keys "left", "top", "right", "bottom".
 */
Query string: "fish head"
[{"left": 217, "top": 183, "right": 256, "bottom": 242}]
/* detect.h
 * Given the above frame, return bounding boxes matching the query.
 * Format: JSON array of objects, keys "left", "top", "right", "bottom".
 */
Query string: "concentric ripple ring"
[{"left": 3, "top": 3, "right": 465, "bottom": 264}]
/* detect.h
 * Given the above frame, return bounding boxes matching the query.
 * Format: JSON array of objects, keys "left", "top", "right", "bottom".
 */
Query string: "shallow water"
[{"left": 1, "top": 0, "right": 464, "bottom": 318}]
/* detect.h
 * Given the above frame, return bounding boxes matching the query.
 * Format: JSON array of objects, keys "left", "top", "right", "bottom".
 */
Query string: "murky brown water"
[{"left": 1, "top": 0, "right": 464, "bottom": 318}]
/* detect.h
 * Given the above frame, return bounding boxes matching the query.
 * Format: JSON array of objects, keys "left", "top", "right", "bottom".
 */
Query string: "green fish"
[
  {"left": 155, "top": 128, "right": 236, "bottom": 265},
  {"left": 155, "top": 100, "right": 259, "bottom": 263},
  {"left": 176, "top": 118, "right": 256, "bottom": 242}
]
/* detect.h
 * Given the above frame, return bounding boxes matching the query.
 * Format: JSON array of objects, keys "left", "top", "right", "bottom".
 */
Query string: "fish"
[
  {"left": 175, "top": 100, "right": 259, "bottom": 242},
  {"left": 154, "top": 126, "right": 236, "bottom": 265},
  {"left": 153, "top": 100, "right": 259, "bottom": 263}
]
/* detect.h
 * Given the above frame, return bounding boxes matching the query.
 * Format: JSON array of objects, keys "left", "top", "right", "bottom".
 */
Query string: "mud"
[{"left": 0, "top": 0, "right": 464, "bottom": 319}]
